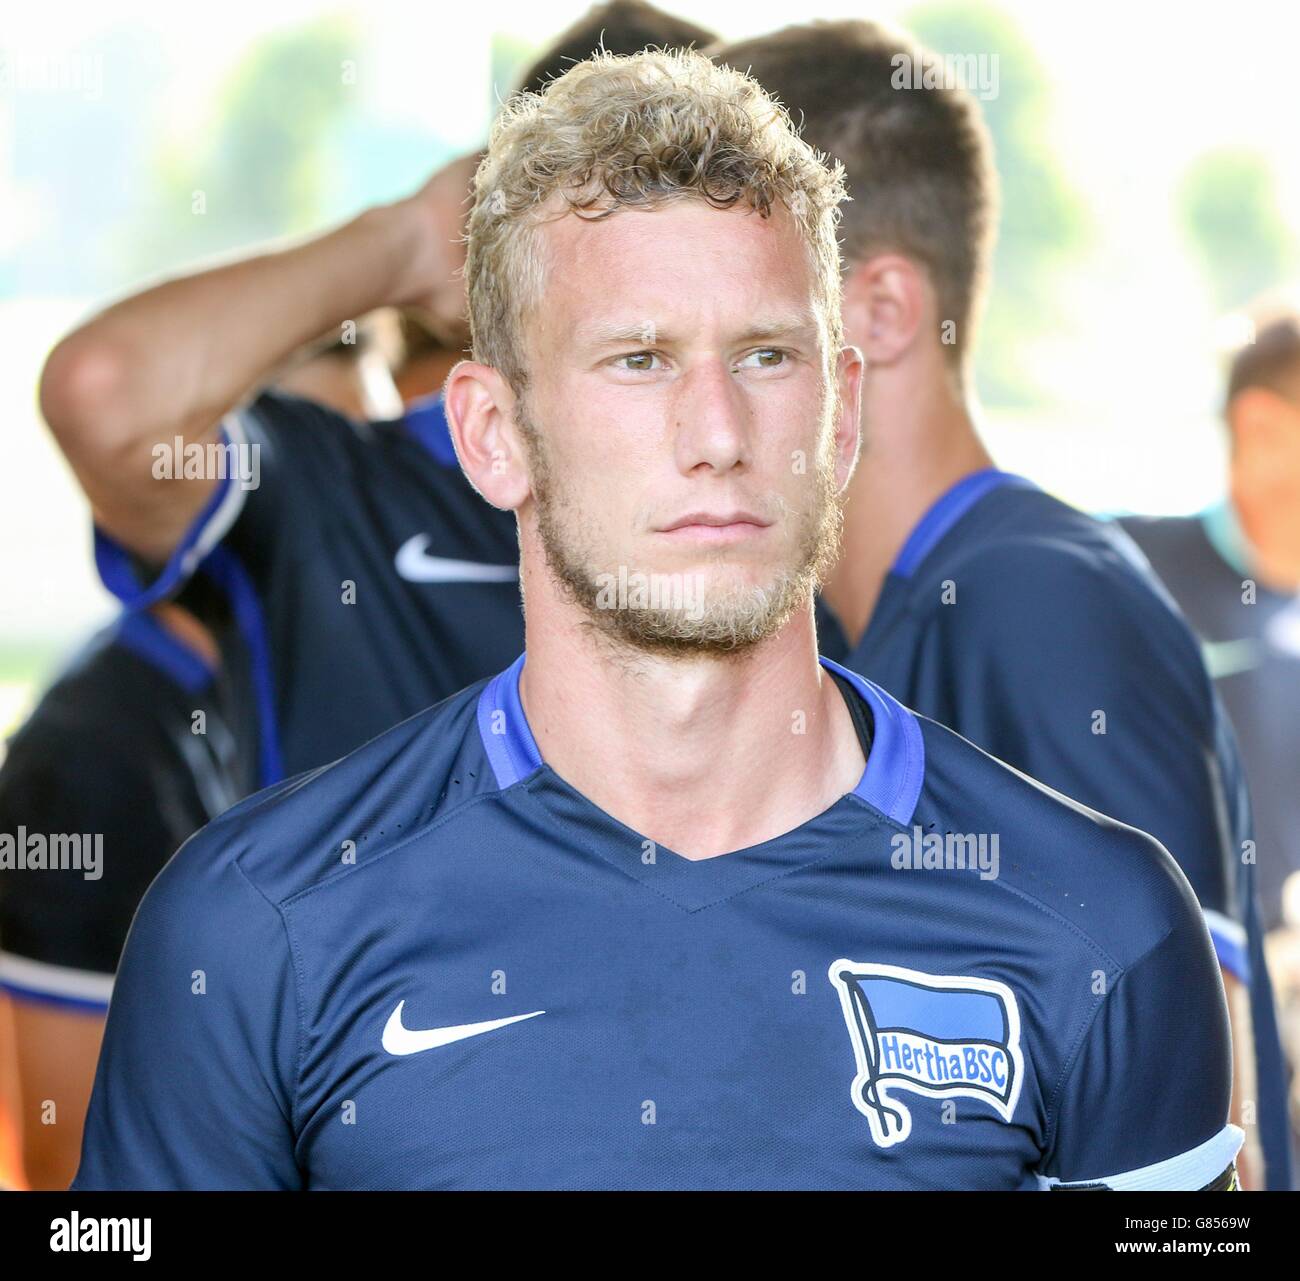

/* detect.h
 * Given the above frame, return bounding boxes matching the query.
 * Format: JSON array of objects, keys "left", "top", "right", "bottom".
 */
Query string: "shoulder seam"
[
  {"left": 1039, "top": 921, "right": 1177, "bottom": 1170},
  {"left": 232, "top": 855, "right": 306, "bottom": 1146},
  {"left": 273, "top": 779, "right": 523, "bottom": 911},
  {"left": 865, "top": 790, "right": 1163, "bottom": 980}
]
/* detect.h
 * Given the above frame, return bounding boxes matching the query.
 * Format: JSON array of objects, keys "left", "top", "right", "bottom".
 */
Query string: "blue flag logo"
[{"left": 829, "top": 960, "right": 1024, "bottom": 1148}]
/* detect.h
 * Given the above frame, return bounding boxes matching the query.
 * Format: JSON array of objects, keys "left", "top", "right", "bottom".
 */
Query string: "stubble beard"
[{"left": 516, "top": 396, "right": 844, "bottom": 659}]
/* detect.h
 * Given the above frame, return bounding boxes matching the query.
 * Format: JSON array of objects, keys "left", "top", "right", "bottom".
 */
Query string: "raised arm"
[{"left": 39, "top": 153, "right": 478, "bottom": 563}]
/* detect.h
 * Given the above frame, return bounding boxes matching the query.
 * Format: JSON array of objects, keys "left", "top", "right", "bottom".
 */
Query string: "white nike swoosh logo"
[
  {"left": 394, "top": 534, "right": 518, "bottom": 583},
  {"left": 381, "top": 1000, "right": 545, "bottom": 1056}
]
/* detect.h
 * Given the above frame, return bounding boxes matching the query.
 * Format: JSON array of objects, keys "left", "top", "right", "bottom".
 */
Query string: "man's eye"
[
  {"left": 616, "top": 351, "right": 662, "bottom": 372},
  {"left": 736, "top": 348, "right": 788, "bottom": 370}
]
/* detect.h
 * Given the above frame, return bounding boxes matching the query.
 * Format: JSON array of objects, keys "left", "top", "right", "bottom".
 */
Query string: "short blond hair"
[{"left": 466, "top": 47, "right": 847, "bottom": 393}]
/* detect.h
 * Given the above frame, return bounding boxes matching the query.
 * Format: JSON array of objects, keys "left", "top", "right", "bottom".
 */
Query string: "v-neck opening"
[{"left": 475, "top": 652, "right": 925, "bottom": 910}]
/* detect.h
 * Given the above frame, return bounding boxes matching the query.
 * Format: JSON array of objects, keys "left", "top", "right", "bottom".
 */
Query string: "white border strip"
[
  {"left": 1039, "top": 1124, "right": 1244, "bottom": 1191},
  {"left": 0, "top": 950, "right": 114, "bottom": 1005},
  {"left": 177, "top": 414, "right": 251, "bottom": 580}
]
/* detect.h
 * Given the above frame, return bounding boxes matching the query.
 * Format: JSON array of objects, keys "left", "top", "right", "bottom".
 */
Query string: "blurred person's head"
[
  {"left": 392, "top": 309, "right": 465, "bottom": 405},
  {"left": 447, "top": 48, "right": 861, "bottom": 660},
  {"left": 1222, "top": 294, "right": 1300, "bottom": 590},
  {"left": 712, "top": 21, "right": 998, "bottom": 411},
  {"left": 514, "top": 0, "right": 718, "bottom": 94},
  {"left": 274, "top": 313, "right": 404, "bottom": 422}
]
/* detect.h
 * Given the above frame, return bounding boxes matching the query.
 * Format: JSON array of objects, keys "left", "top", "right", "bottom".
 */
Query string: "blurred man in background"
[
  {"left": 713, "top": 19, "right": 1290, "bottom": 1189},
  {"left": 1123, "top": 298, "right": 1300, "bottom": 934},
  {"left": 274, "top": 311, "right": 406, "bottom": 422},
  {"left": 391, "top": 310, "right": 464, "bottom": 404},
  {"left": 1123, "top": 295, "right": 1300, "bottom": 1180},
  {"left": 0, "top": 586, "right": 254, "bottom": 1189},
  {"left": 0, "top": 317, "right": 402, "bottom": 1189}
]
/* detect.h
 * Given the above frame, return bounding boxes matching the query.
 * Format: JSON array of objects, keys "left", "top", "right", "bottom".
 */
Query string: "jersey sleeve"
[
  {"left": 0, "top": 718, "right": 189, "bottom": 1004},
  {"left": 91, "top": 391, "right": 375, "bottom": 790},
  {"left": 70, "top": 822, "right": 302, "bottom": 1190},
  {"left": 91, "top": 390, "right": 361, "bottom": 611},
  {"left": 928, "top": 541, "right": 1250, "bottom": 981},
  {"left": 93, "top": 414, "right": 251, "bottom": 610},
  {"left": 1039, "top": 903, "right": 1242, "bottom": 1190}
]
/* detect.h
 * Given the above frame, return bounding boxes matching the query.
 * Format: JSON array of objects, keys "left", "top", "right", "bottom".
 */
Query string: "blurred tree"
[
  {"left": 1179, "top": 149, "right": 1297, "bottom": 312},
  {"left": 126, "top": 18, "right": 358, "bottom": 277},
  {"left": 907, "top": 1, "right": 1090, "bottom": 408}
]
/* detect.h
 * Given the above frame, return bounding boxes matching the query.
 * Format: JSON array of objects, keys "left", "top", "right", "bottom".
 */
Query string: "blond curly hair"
[{"left": 465, "top": 46, "right": 848, "bottom": 393}]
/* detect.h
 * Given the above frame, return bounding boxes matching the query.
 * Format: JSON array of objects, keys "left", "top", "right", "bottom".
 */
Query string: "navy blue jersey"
[
  {"left": 93, "top": 391, "right": 525, "bottom": 781},
  {"left": 0, "top": 606, "right": 253, "bottom": 1011},
  {"left": 72, "top": 654, "right": 1239, "bottom": 1190},
  {"left": 1121, "top": 505, "right": 1300, "bottom": 931},
  {"left": 818, "top": 468, "right": 1290, "bottom": 1188}
]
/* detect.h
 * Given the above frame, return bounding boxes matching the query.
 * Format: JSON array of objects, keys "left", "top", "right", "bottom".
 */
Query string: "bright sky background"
[{"left": 1, "top": 0, "right": 1297, "bottom": 717}]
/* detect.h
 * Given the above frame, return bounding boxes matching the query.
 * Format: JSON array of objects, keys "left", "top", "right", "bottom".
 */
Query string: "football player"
[{"left": 73, "top": 48, "right": 1240, "bottom": 1191}]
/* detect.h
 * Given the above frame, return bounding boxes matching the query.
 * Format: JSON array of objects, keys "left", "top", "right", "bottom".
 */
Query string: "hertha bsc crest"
[{"left": 829, "top": 960, "right": 1024, "bottom": 1148}]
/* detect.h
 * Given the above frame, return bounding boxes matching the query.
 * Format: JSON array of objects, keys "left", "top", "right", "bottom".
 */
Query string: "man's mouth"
[{"left": 656, "top": 511, "right": 772, "bottom": 543}]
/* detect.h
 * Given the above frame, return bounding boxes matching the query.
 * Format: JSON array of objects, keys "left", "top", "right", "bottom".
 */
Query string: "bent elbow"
[{"left": 38, "top": 330, "right": 129, "bottom": 453}]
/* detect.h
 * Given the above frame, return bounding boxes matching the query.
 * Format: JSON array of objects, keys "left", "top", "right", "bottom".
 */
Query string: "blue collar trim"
[
  {"left": 819, "top": 656, "right": 926, "bottom": 824},
  {"left": 114, "top": 610, "right": 216, "bottom": 693},
  {"left": 893, "top": 469, "right": 1035, "bottom": 578},
  {"left": 476, "top": 652, "right": 925, "bottom": 825},
  {"left": 476, "top": 654, "right": 543, "bottom": 788}
]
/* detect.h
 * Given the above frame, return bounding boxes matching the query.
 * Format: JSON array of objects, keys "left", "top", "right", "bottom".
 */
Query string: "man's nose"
[{"left": 670, "top": 357, "right": 750, "bottom": 474}]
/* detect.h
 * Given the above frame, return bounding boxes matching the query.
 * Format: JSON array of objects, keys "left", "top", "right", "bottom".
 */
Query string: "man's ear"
[
  {"left": 841, "top": 253, "right": 930, "bottom": 366},
  {"left": 833, "top": 344, "right": 864, "bottom": 492},
  {"left": 443, "top": 360, "right": 532, "bottom": 511}
]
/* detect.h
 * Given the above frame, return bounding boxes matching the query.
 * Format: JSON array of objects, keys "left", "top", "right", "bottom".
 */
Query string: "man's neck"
[
  {"left": 822, "top": 362, "right": 993, "bottom": 648},
  {"left": 517, "top": 575, "right": 867, "bottom": 861}
]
